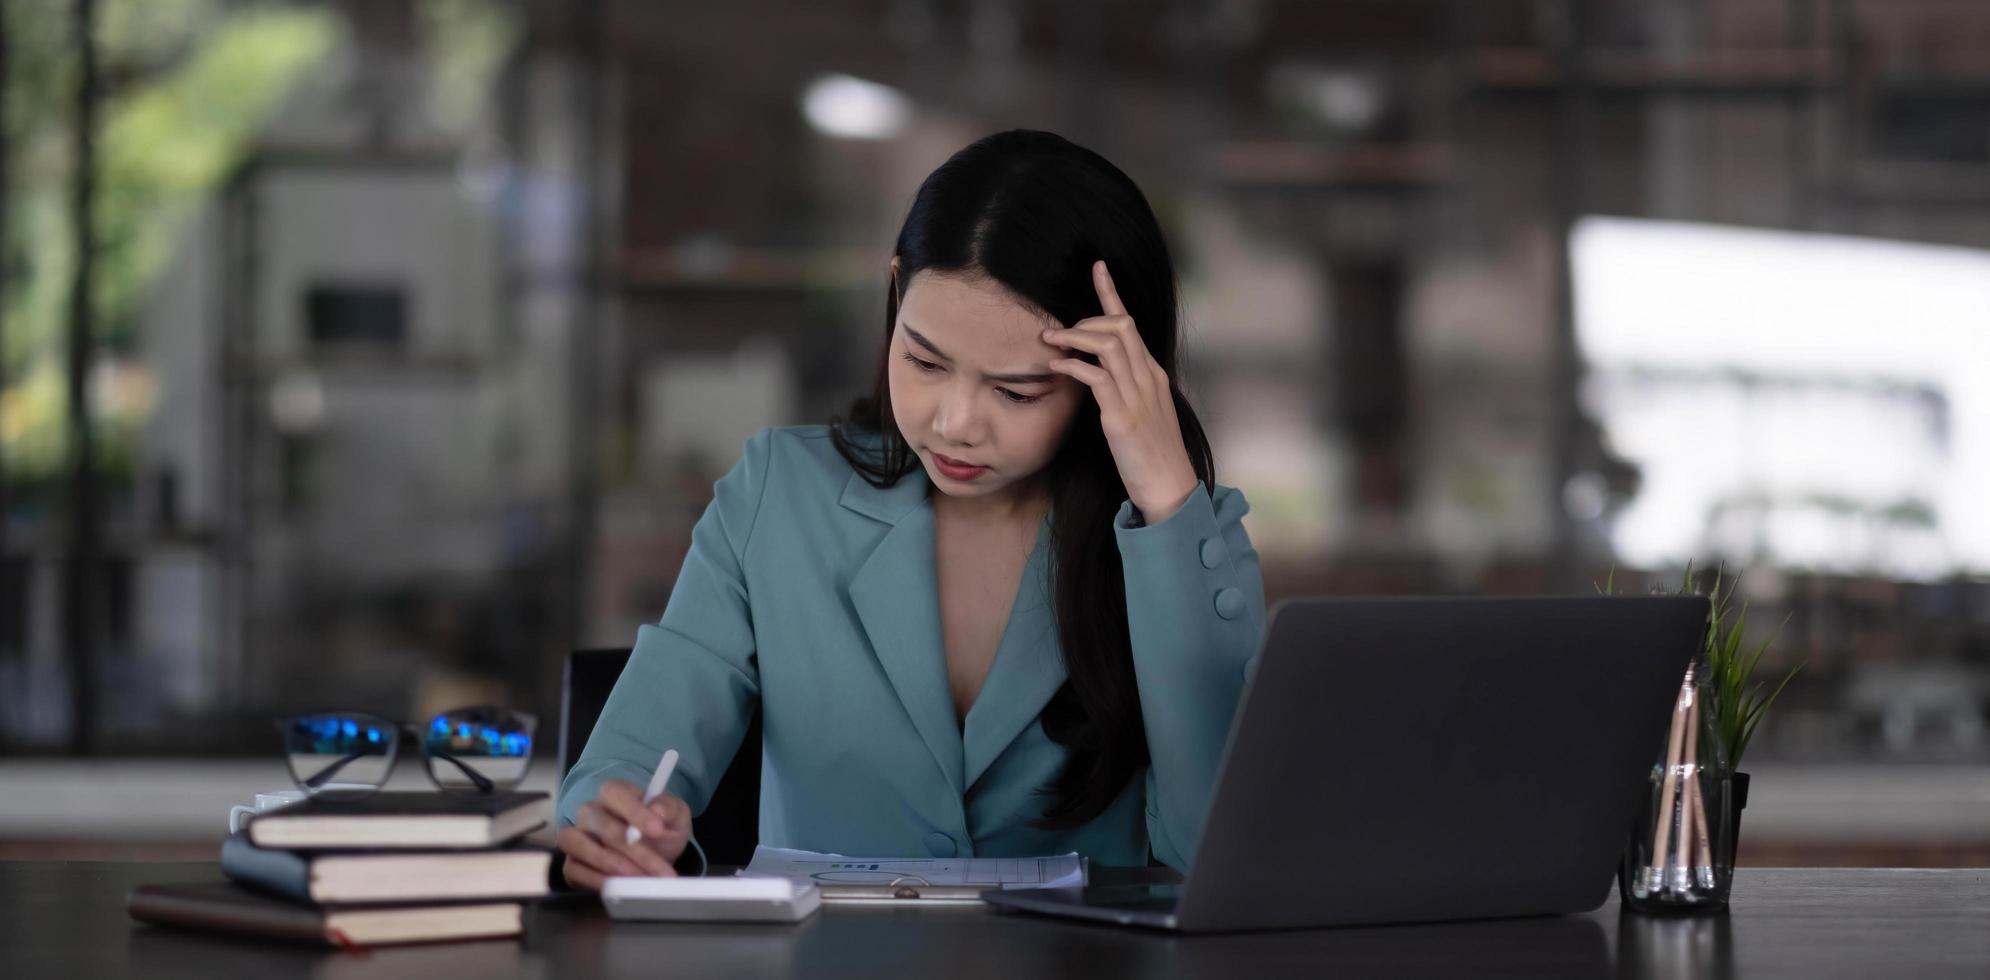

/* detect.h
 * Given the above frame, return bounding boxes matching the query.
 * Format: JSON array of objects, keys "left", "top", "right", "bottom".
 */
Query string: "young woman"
[{"left": 555, "top": 129, "right": 1265, "bottom": 889}]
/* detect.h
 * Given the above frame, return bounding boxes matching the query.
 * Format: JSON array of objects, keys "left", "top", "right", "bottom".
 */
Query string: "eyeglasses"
[{"left": 276, "top": 707, "right": 538, "bottom": 802}]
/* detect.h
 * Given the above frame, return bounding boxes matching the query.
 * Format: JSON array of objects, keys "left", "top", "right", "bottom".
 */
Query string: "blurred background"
[{"left": 3, "top": 0, "right": 1988, "bottom": 864}]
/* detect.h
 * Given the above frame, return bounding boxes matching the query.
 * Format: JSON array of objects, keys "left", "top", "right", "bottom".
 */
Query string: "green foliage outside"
[
  {"left": 2, "top": 0, "right": 520, "bottom": 503},
  {"left": 1, "top": 0, "right": 340, "bottom": 493}
]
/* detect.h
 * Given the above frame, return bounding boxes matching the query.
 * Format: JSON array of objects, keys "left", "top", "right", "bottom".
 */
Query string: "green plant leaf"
[
  {"left": 1735, "top": 660, "right": 1804, "bottom": 761},
  {"left": 1614, "top": 562, "right": 1806, "bottom": 768}
]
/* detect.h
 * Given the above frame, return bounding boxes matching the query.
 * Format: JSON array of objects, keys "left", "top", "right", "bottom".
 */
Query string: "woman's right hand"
[{"left": 556, "top": 778, "right": 693, "bottom": 891}]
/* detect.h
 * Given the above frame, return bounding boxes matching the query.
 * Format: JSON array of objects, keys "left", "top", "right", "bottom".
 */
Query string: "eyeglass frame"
[{"left": 274, "top": 706, "right": 539, "bottom": 798}]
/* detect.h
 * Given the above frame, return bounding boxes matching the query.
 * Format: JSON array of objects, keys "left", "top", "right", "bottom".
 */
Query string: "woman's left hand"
[{"left": 1043, "top": 260, "right": 1203, "bottom": 524}]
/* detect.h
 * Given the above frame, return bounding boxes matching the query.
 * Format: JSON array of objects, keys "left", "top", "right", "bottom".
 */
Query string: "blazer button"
[
  {"left": 1214, "top": 587, "right": 1246, "bottom": 621},
  {"left": 924, "top": 832, "right": 957, "bottom": 858},
  {"left": 1199, "top": 538, "right": 1223, "bottom": 569}
]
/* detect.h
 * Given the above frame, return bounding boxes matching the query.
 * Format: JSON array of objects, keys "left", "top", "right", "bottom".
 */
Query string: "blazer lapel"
[
  {"left": 962, "top": 514, "right": 1066, "bottom": 790},
  {"left": 842, "top": 468, "right": 966, "bottom": 795}
]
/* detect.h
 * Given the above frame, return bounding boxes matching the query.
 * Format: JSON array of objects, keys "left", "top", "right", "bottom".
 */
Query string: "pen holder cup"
[{"left": 1618, "top": 663, "right": 1735, "bottom": 914}]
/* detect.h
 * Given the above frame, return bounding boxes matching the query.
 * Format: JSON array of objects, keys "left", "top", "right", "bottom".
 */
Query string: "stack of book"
[{"left": 128, "top": 791, "right": 553, "bottom": 948}]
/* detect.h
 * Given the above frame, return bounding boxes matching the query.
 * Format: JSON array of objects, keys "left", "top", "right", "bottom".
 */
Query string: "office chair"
[{"left": 559, "top": 648, "right": 763, "bottom": 867}]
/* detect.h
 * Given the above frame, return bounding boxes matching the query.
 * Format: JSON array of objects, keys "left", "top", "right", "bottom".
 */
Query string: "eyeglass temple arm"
[
  {"left": 427, "top": 748, "right": 497, "bottom": 794},
  {"left": 302, "top": 749, "right": 495, "bottom": 794},
  {"left": 301, "top": 751, "right": 369, "bottom": 789}
]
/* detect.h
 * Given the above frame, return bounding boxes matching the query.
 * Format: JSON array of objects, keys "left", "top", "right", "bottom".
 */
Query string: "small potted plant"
[{"left": 1606, "top": 563, "right": 1804, "bottom": 910}]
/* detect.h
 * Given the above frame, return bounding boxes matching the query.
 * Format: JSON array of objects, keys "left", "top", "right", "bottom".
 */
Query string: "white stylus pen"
[{"left": 625, "top": 748, "right": 680, "bottom": 845}]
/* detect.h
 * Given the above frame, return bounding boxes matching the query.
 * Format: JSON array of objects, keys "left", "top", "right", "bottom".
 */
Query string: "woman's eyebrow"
[{"left": 901, "top": 324, "right": 1058, "bottom": 385}]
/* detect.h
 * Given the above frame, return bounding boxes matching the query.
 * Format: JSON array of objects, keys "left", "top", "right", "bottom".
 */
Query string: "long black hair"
[{"left": 830, "top": 129, "right": 1216, "bottom": 827}]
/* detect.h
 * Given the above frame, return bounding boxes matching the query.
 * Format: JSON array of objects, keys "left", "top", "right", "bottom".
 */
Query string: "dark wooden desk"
[{"left": 4, "top": 861, "right": 1986, "bottom": 979}]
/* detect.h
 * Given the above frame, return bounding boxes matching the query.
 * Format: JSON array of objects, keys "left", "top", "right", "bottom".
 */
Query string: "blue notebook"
[{"left": 222, "top": 832, "right": 552, "bottom": 906}]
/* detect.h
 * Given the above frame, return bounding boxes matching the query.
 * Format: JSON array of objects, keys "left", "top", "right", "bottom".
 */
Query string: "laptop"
[{"left": 982, "top": 595, "right": 1708, "bottom": 933}]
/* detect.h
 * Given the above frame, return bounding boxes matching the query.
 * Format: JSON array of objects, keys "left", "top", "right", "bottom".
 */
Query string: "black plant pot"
[{"left": 1727, "top": 771, "right": 1751, "bottom": 868}]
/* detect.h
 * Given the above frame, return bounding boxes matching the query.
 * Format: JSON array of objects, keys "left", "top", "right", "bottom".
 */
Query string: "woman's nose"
[{"left": 932, "top": 384, "right": 986, "bottom": 444}]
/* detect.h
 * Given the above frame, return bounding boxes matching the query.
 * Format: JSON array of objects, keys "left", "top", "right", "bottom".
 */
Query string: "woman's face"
[{"left": 887, "top": 265, "right": 1083, "bottom": 507}]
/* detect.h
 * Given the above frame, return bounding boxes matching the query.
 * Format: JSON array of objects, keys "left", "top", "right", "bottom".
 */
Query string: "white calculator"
[{"left": 601, "top": 876, "right": 821, "bottom": 923}]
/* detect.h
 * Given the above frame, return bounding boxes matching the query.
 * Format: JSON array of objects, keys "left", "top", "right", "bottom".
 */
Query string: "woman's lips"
[{"left": 932, "top": 452, "right": 989, "bottom": 479}]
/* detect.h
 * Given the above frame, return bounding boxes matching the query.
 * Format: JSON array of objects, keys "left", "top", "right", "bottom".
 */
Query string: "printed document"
[{"left": 738, "top": 846, "right": 1087, "bottom": 889}]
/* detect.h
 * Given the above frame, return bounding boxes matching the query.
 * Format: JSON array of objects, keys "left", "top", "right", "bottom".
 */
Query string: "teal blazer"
[{"left": 557, "top": 425, "right": 1266, "bottom": 871}]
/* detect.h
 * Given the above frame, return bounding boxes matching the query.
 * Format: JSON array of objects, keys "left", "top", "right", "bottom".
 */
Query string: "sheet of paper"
[{"left": 737, "top": 845, "right": 1087, "bottom": 890}]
